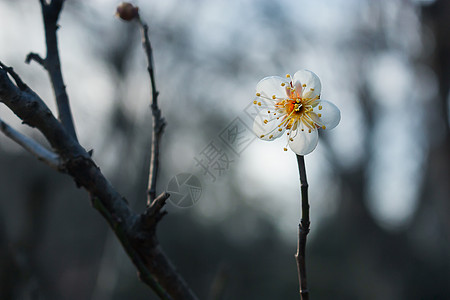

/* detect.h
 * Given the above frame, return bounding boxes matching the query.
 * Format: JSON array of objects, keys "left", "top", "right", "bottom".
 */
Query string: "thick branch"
[
  {"left": 0, "top": 63, "right": 197, "bottom": 300},
  {"left": 0, "top": 118, "right": 59, "bottom": 169},
  {"left": 30, "top": 0, "right": 78, "bottom": 140},
  {"left": 137, "top": 17, "right": 166, "bottom": 204},
  {"left": 295, "top": 155, "right": 310, "bottom": 300},
  {"left": 91, "top": 196, "right": 172, "bottom": 300},
  {"left": 0, "top": 62, "right": 134, "bottom": 230}
]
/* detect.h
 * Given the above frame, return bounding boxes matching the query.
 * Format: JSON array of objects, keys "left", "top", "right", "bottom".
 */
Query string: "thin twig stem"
[
  {"left": 295, "top": 155, "right": 310, "bottom": 300},
  {"left": 35, "top": 0, "right": 78, "bottom": 141},
  {"left": 137, "top": 17, "right": 166, "bottom": 205},
  {"left": 0, "top": 118, "right": 60, "bottom": 169}
]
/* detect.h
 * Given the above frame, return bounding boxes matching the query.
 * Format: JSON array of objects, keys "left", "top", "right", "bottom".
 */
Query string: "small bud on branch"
[{"left": 115, "top": 2, "right": 139, "bottom": 21}]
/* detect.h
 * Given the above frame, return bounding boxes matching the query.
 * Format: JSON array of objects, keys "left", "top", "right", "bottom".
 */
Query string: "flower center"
[{"left": 275, "top": 84, "right": 320, "bottom": 131}]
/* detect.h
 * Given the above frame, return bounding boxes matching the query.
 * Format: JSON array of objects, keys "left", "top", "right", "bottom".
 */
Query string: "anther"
[
  {"left": 253, "top": 100, "right": 257, "bottom": 104},
  {"left": 269, "top": 135, "right": 273, "bottom": 139},
  {"left": 302, "top": 84, "right": 306, "bottom": 87},
  {"left": 263, "top": 120, "right": 268, "bottom": 124},
  {"left": 260, "top": 135, "right": 265, "bottom": 138},
  {"left": 301, "top": 128, "right": 304, "bottom": 131},
  {"left": 283, "top": 147, "right": 288, "bottom": 151},
  {"left": 278, "top": 128, "right": 282, "bottom": 132},
  {"left": 290, "top": 138, "right": 294, "bottom": 141},
  {"left": 318, "top": 113, "right": 322, "bottom": 117},
  {"left": 310, "top": 88, "right": 314, "bottom": 91},
  {"left": 322, "top": 125, "right": 326, "bottom": 129},
  {"left": 256, "top": 92, "right": 261, "bottom": 97},
  {"left": 286, "top": 74, "right": 291, "bottom": 78},
  {"left": 258, "top": 102, "right": 261, "bottom": 106},
  {"left": 281, "top": 83, "right": 285, "bottom": 86},
  {"left": 272, "top": 95, "right": 276, "bottom": 99},
  {"left": 319, "top": 105, "right": 322, "bottom": 110},
  {"left": 268, "top": 110, "right": 271, "bottom": 113},
  {"left": 308, "top": 129, "right": 311, "bottom": 133}
]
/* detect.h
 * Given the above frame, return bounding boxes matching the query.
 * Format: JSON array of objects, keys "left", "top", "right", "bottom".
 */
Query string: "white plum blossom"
[{"left": 252, "top": 70, "right": 340, "bottom": 155}]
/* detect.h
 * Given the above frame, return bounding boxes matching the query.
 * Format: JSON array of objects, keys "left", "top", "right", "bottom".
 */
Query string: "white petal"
[
  {"left": 288, "top": 124, "right": 319, "bottom": 155},
  {"left": 312, "top": 99, "right": 341, "bottom": 130},
  {"left": 256, "top": 76, "right": 289, "bottom": 99},
  {"left": 293, "top": 81, "right": 303, "bottom": 98},
  {"left": 293, "top": 70, "right": 321, "bottom": 99},
  {"left": 253, "top": 110, "right": 285, "bottom": 141}
]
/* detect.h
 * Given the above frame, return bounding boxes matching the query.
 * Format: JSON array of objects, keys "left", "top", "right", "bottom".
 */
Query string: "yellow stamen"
[
  {"left": 302, "top": 84, "right": 306, "bottom": 87},
  {"left": 253, "top": 100, "right": 257, "bottom": 104},
  {"left": 268, "top": 110, "right": 271, "bottom": 113},
  {"left": 256, "top": 92, "right": 261, "bottom": 97},
  {"left": 290, "top": 138, "right": 294, "bottom": 141},
  {"left": 258, "top": 102, "right": 261, "bottom": 106},
  {"left": 286, "top": 74, "right": 291, "bottom": 78},
  {"left": 281, "top": 83, "right": 285, "bottom": 86},
  {"left": 260, "top": 135, "right": 265, "bottom": 138},
  {"left": 318, "top": 113, "right": 322, "bottom": 117},
  {"left": 308, "top": 129, "right": 312, "bottom": 133},
  {"left": 301, "top": 128, "right": 304, "bottom": 131},
  {"left": 322, "top": 125, "right": 326, "bottom": 129},
  {"left": 283, "top": 147, "right": 288, "bottom": 151},
  {"left": 269, "top": 135, "right": 273, "bottom": 139},
  {"left": 278, "top": 128, "right": 282, "bottom": 132},
  {"left": 319, "top": 105, "right": 322, "bottom": 110},
  {"left": 310, "top": 88, "right": 314, "bottom": 91},
  {"left": 272, "top": 95, "right": 276, "bottom": 99},
  {"left": 263, "top": 120, "right": 268, "bottom": 124}
]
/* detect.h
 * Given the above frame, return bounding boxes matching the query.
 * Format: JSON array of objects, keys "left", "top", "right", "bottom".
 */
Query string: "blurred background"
[{"left": 0, "top": 0, "right": 449, "bottom": 299}]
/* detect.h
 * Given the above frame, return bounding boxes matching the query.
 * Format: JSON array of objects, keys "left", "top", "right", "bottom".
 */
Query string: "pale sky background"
[{"left": 0, "top": 0, "right": 435, "bottom": 239}]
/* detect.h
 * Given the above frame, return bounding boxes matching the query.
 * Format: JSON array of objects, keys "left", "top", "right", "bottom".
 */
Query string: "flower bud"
[{"left": 115, "top": 2, "right": 139, "bottom": 21}]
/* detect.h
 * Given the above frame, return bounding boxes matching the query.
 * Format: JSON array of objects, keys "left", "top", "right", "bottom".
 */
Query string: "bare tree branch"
[
  {"left": 0, "top": 118, "right": 59, "bottom": 170},
  {"left": 0, "top": 61, "right": 197, "bottom": 300},
  {"left": 136, "top": 17, "right": 166, "bottom": 204},
  {"left": 25, "top": 0, "right": 78, "bottom": 140},
  {"left": 0, "top": 2, "right": 199, "bottom": 298},
  {"left": 295, "top": 155, "right": 310, "bottom": 300},
  {"left": 91, "top": 196, "right": 172, "bottom": 300}
]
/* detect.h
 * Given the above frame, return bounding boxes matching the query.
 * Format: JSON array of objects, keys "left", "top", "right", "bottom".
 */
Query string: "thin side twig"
[
  {"left": 0, "top": 61, "right": 27, "bottom": 90},
  {"left": 137, "top": 17, "right": 166, "bottom": 205},
  {"left": 295, "top": 155, "right": 310, "bottom": 300},
  {"left": 25, "top": 53, "right": 46, "bottom": 69},
  {"left": 132, "top": 17, "right": 198, "bottom": 300},
  {"left": 0, "top": 118, "right": 60, "bottom": 170},
  {"left": 27, "top": 0, "right": 78, "bottom": 140}
]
